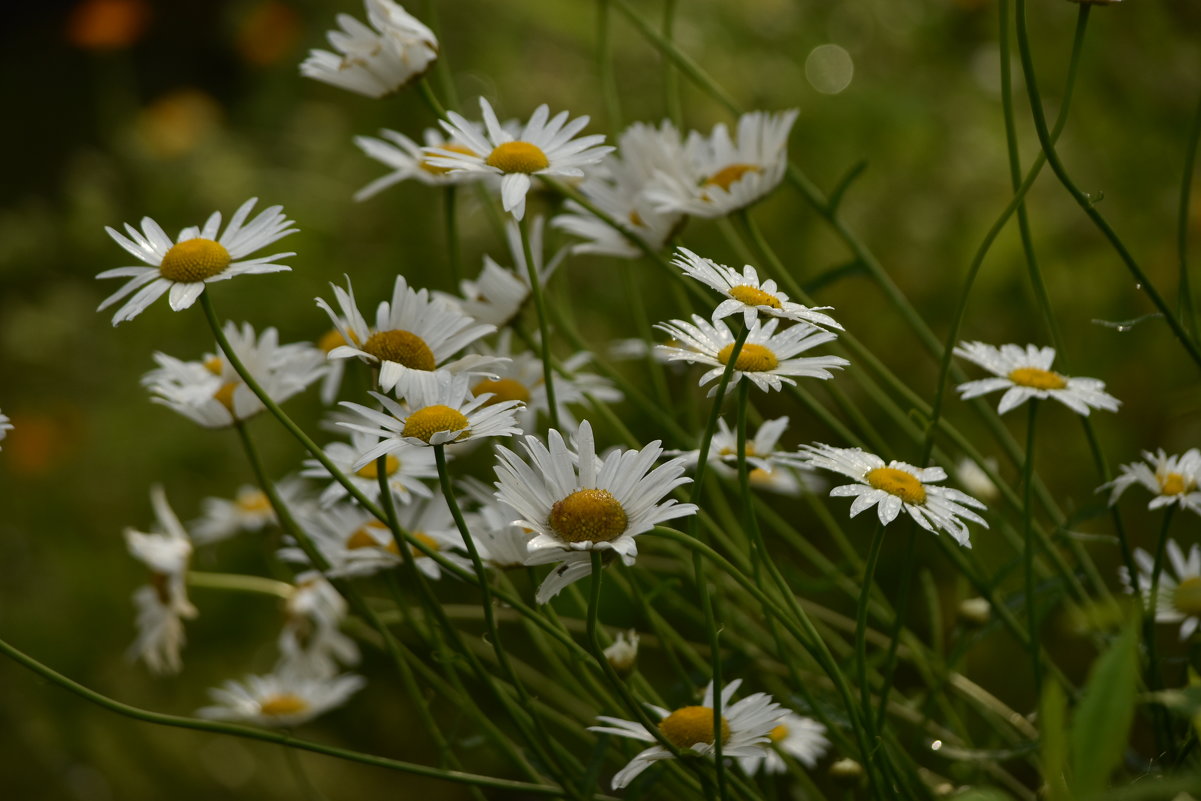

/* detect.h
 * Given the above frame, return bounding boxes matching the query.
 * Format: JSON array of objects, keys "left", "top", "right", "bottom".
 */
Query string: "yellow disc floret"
[
  {"left": 258, "top": 693, "right": 310, "bottom": 717},
  {"left": 704, "top": 164, "right": 761, "bottom": 192},
  {"left": 768, "top": 723, "right": 790, "bottom": 743},
  {"left": 318, "top": 328, "right": 359, "bottom": 353},
  {"left": 1158, "top": 472, "right": 1193, "bottom": 496},
  {"left": 410, "top": 532, "right": 441, "bottom": 555},
  {"left": 1173, "top": 576, "right": 1201, "bottom": 617},
  {"left": 658, "top": 706, "right": 730, "bottom": 749},
  {"left": 213, "top": 381, "right": 240, "bottom": 413},
  {"left": 865, "top": 466, "right": 927, "bottom": 505},
  {"left": 473, "top": 377, "right": 531, "bottom": 406},
  {"left": 356, "top": 454, "right": 400, "bottom": 480},
  {"left": 548, "top": 489, "right": 628, "bottom": 544},
  {"left": 236, "top": 490, "right": 272, "bottom": 513},
  {"left": 402, "top": 405, "right": 470, "bottom": 444},
  {"left": 159, "top": 238, "right": 232, "bottom": 282},
  {"left": 345, "top": 521, "right": 388, "bottom": 550},
  {"left": 728, "top": 285, "right": 782, "bottom": 309},
  {"left": 1007, "top": 367, "right": 1067, "bottom": 390},
  {"left": 361, "top": 329, "right": 437, "bottom": 371},
  {"left": 485, "top": 141, "right": 550, "bottom": 174},
  {"left": 421, "top": 143, "right": 477, "bottom": 175},
  {"left": 717, "top": 342, "right": 779, "bottom": 372}
]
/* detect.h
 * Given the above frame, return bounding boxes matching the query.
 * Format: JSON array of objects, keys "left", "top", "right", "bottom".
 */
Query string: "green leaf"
[
  {"left": 1040, "top": 680, "right": 1070, "bottom": 801},
  {"left": 1068, "top": 619, "right": 1140, "bottom": 798}
]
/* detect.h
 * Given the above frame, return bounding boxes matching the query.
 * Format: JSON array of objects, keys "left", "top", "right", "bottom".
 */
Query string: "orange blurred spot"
[
  {"left": 66, "top": 0, "right": 151, "bottom": 51},
  {"left": 3, "top": 410, "right": 82, "bottom": 477},
  {"left": 236, "top": 1, "right": 302, "bottom": 67},
  {"left": 135, "top": 89, "right": 223, "bottom": 159}
]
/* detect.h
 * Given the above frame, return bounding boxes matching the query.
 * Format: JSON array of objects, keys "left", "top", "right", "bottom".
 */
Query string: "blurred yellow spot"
[
  {"left": 1158, "top": 472, "right": 1193, "bottom": 496},
  {"left": 422, "top": 144, "right": 476, "bottom": 175},
  {"left": 160, "top": 239, "right": 231, "bottom": 282},
  {"left": 259, "top": 693, "right": 310, "bottom": 717},
  {"left": 472, "top": 378, "right": 530, "bottom": 406},
  {"left": 729, "top": 285, "right": 781, "bottom": 309},
  {"left": 1174, "top": 577, "right": 1201, "bottom": 617},
  {"left": 402, "top": 405, "right": 469, "bottom": 443},
  {"left": 236, "top": 1, "right": 301, "bottom": 67},
  {"left": 1007, "top": 367, "right": 1066, "bottom": 390},
  {"left": 486, "top": 142, "right": 549, "bottom": 173},
  {"left": 0, "top": 410, "right": 81, "bottom": 477},
  {"left": 318, "top": 328, "right": 358, "bottom": 353},
  {"left": 362, "top": 329, "right": 436, "bottom": 371},
  {"left": 136, "top": 89, "right": 223, "bottom": 159},
  {"left": 411, "top": 532, "right": 440, "bottom": 555},
  {"left": 769, "top": 723, "right": 790, "bottom": 743},
  {"left": 659, "top": 706, "right": 728, "bottom": 748},
  {"left": 356, "top": 455, "right": 399, "bottom": 479},
  {"left": 212, "top": 381, "right": 239, "bottom": 412},
  {"left": 717, "top": 342, "right": 778, "bottom": 372},
  {"left": 704, "top": 164, "right": 760, "bottom": 192},
  {"left": 236, "top": 490, "right": 271, "bottom": 513},
  {"left": 628, "top": 210, "right": 645, "bottom": 228},
  {"left": 346, "top": 521, "right": 387, "bottom": 550},
  {"left": 66, "top": 0, "right": 150, "bottom": 50},
  {"left": 549, "top": 489, "right": 627, "bottom": 543},
  {"left": 203, "top": 356, "right": 224, "bottom": 375},
  {"left": 866, "top": 466, "right": 927, "bottom": 505}
]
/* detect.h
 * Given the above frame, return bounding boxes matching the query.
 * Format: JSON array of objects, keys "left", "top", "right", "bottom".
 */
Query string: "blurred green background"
[{"left": 2, "top": 0, "right": 1200, "bottom": 798}]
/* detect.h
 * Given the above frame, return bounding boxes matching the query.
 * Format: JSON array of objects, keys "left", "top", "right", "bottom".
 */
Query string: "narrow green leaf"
[
  {"left": 1040, "top": 680, "right": 1070, "bottom": 801},
  {"left": 1069, "top": 619, "right": 1140, "bottom": 798}
]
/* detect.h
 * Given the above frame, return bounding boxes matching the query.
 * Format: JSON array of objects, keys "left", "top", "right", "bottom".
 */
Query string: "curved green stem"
[{"left": 519, "top": 217, "right": 561, "bottom": 431}]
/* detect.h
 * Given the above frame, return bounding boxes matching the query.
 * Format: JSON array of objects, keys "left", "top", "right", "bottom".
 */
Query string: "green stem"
[{"left": 519, "top": 216, "right": 561, "bottom": 431}]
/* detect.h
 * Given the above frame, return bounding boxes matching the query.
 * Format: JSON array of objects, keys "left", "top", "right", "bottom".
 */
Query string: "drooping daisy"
[
  {"left": 1101, "top": 449, "right": 1201, "bottom": 515},
  {"left": 493, "top": 419, "right": 696, "bottom": 603},
  {"left": 340, "top": 371, "right": 523, "bottom": 452},
  {"left": 98, "top": 197, "right": 296, "bottom": 325},
  {"left": 672, "top": 247, "right": 842, "bottom": 330},
  {"left": 1122, "top": 541, "right": 1201, "bottom": 640},
  {"left": 736, "top": 709, "right": 829, "bottom": 775},
  {"left": 798, "top": 444, "right": 988, "bottom": 546},
  {"left": 435, "top": 217, "right": 565, "bottom": 327},
  {"left": 645, "top": 110, "right": 798, "bottom": 218},
  {"left": 426, "top": 97, "right": 613, "bottom": 220},
  {"left": 300, "top": 429, "right": 436, "bottom": 507},
  {"left": 0, "top": 410, "right": 10, "bottom": 449},
  {"left": 125, "top": 486, "right": 197, "bottom": 675},
  {"left": 277, "top": 572, "right": 360, "bottom": 679},
  {"left": 469, "top": 332, "right": 621, "bottom": 434},
  {"left": 954, "top": 342, "right": 1120, "bottom": 416},
  {"left": 198, "top": 670, "right": 366, "bottom": 727},
  {"left": 354, "top": 125, "right": 490, "bottom": 199},
  {"left": 300, "top": 0, "right": 437, "bottom": 98},
  {"left": 655, "top": 315, "right": 848, "bottom": 395},
  {"left": 143, "top": 322, "right": 326, "bottom": 428},
  {"left": 317, "top": 275, "right": 501, "bottom": 396},
  {"left": 551, "top": 121, "right": 688, "bottom": 259},
  {"left": 589, "top": 679, "right": 782, "bottom": 789},
  {"left": 671, "top": 417, "right": 823, "bottom": 496}
]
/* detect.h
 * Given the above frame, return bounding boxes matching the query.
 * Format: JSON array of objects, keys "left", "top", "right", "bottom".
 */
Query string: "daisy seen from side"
[
  {"left": 1122, "top": 541, "right": 1201, "bottom": 640},
  {"left": 98, "top": 197, "right": 296, "bottom": 325},
  {"left": 1100, "top": 448, "right": 1201, "bottom": 515},
  {"left": 198, "top": 670, "right": 366, "bottom": 727},
  {"left": 797, "top": 444, "right": 988, "bottom": 546},
  {"left": 669, "top": 416, "right": 824, "bottom": 497},
  {"left": 300, "top": 428, "right": 436, "bottom": 507},
  {"left": 589, "top": 679, "right": 782, "bottom": 789},
  {"left": 954, "top": 342, "right": 1120, "bottom": 416},
  {"left": 655, "top": 315, "right": 848, "bottom": 395},
  {"left": 426, "top": 97, "right": 613, "bottom": 220},
  {"left": 354, "top": 124, "right": 489, "bottom": 199},
  {"left": 736, "top": 709, "right": 830, "bottom": 776}
]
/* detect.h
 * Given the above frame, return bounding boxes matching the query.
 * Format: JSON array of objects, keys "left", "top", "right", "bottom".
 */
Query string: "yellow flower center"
[
  {"left": 402, "top": 405, "right": 470, "bottom": 444},
  {"left": 345, "top": 522, "right": 388, "bottom": 550},
  {"left": 236, "top": 490, "right": 271, "bottom": 513},
  {"left": 159, "top": 238, "right": 231, "bottom": 282},
  {"left": 728, "top": 285, "right": 782, "bottom": 309},
  {"left": 473, "top": 377, "right": 531, "bottom": 406},
  {"left": 485, "top": 141, "right": 550, "bottom": 174},
  {"left": 421, "top": 143, "right": 476, "bottom": 175},
  {"left": 318, "top": 328, "right": 358, "bottom": 353},
  {"left": 658, "top": 706, "right": 730, "bottom": 749},
  {"left": 258, "top": 693, "right": 310, "bottom": 717},
  {"left": 203, "top": 356, "right": 225, "bottom": 375},
  {"left": 1007, "top": 367, "right": 1067, "bottom": 390},
  {"left": 718, "top": 444, "right": 758, "bottom": 458},
  {"left": 866, "top": 466, "right": 927, "bottom": 505},
  {"left": 411, "top": 531, "right": 440, "bottom": 556},
  {"left": 1173, "top": 577, "right": 1201, "bottom": 617},
  {"left": 548, "top": 488, "right": 628, "bottom": 544},
  {"left": 361, "top": 329, "right": 437, "bottom": 371},
  {"left": 716, "top": 342, "right": 779, "bottom": 372},
  {"left": 704, "top": 163, "right": 761, "bottom": 192},
  {"left": 628, "top": 210, "right": 645, "bottom": 228},
  {"left": 769, "top": 723, "right": 790, "bottom": 743},
  {"left": 1158, "top": 472, "right": 1193, "bottom": 496},
  {"left": 212, "top": 381, "right": 240, "bottom": 412},
  {"left": 355, "top": 454, "right": 400, "bottom": 479},
  {"left": 748, "top": 467, "right": 772, "bottom": 484}
]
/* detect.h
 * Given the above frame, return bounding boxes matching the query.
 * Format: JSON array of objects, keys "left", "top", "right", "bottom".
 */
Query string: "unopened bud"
[{"left": 959, "top": 597, "right": 991, "bottom": 627}]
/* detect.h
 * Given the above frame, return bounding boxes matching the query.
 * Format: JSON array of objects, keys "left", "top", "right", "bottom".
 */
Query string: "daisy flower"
[
  {"left": 435, "top": 217, "right": 565, "bottom": 327},
  {"left": 277, "top": 572, "right": 360, "bottom": 678},
  {"left": 672, "top": 247, "right": 842, "bottom": 330},
  {"left": 589, "top": 679, "right": 781, "bottom": 789},
  {"left": 655, "top": 315, "right": 848, "bottom": 395},
  {"left": 426, "top": 97, "right": 613, "bottom": 220},
  {"left": 493, "top": 419, "right": 696, "bottom": 603},
  {"left": 98, "top": 197, "right": 296, "bottom": 325},
  {"left": 645, "top": 110, "right": 798, "bottom": 218},
  {"left": 198, "top": 670, "right": 366, "bottom": 727},
  {"left": 317, "top": 275, "right": 501, "bottom": 396},
  {"left": 737, "top": 709, "right": 829, "bottom": 775},
  {"left": 954, "top": 342, "right": 1120, "bottom": 416},
  {"left": 670, "top": 416, "right": 823, "bottom": 497},
  {"left": 301, "top": 429, "right": 436, "bottom": 507},
  {"left": 458, "top": 477, "right": 538, "bottom": 570},
  {"left": 552, "top": 121, "right": 688, "bottom": 259},
  {"left": 125, "top": 486, "right": 197, "bottom": 675},
  {"left": 798, "top": 444, "right": 988, "bottom": 547},
  {"left": 340, "top": 371, "right": 523, "bottom": 452},
  {"left": 300, "top": 0, "right": 437, "bottom": 98},
  {"left": 191, "top": 484, "right": 277, "bottom": 545},
  {"left": 143, "top": 322, "right": 326, "bottom": 428},
  {"left": 0, "top": 410, "right": 10, "bottom": 449},
  {"left": 354, "top": 125, "right": 489, "bottom": 199},
  {"left": 1100, "top": 449, "right": 1201, "bottom": 515},
  {"left": 1122, "top": 541, "right": 1201, "bottom": 640}
]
